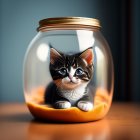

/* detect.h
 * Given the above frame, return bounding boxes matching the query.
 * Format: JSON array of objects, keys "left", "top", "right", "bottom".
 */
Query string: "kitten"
[{"left": 45, "top": 47, "right": 94, "bottom": 111}]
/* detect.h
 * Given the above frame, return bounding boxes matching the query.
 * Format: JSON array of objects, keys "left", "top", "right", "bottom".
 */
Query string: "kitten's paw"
[
  {"left": 77, "top": 101, "right": 93, "bottom": 112},
  {"left": 54, "top": 101, "right": 71, "bottom": 109}
]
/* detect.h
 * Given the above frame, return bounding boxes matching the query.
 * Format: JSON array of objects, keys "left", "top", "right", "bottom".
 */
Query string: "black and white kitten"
[{"left": 45, "top": 47, "right": 94, "bottom": 111}]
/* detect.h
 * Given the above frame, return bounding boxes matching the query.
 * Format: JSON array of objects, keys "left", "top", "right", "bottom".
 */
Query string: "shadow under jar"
[{"left": 23, "top": 17, "right": 114, "bottom": 122}]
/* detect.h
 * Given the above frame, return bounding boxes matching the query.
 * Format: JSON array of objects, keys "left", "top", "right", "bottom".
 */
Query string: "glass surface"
[{"left": 23, "top": 29, "right": 114, "bottom": 122}]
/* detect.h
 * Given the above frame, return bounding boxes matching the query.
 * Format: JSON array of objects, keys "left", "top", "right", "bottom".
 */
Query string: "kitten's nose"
[{"left": 68, "top": 74, "right": 73, "bottom": 80}]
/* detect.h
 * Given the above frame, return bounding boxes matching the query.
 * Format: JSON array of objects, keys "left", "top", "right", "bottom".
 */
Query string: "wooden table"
[{"left": 0, "top": 103, "right": 140, "bottom": 140}]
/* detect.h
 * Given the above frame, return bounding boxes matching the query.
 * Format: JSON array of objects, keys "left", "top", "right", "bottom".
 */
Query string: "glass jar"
[{"left": 23, "top": 17, "right": 114, "bottom": 122}]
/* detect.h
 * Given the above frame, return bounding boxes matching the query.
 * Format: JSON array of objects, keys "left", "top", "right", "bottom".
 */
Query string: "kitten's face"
[{"left": 50, "top": 47, "right": 94, "bottom": 90}]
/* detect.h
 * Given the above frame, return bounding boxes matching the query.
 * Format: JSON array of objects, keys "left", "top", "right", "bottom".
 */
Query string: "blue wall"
[
  {"left": 0, "top": 0, "right": 140, "bottom": 102},
  {"left": 0, "top": 0, "right": 100, "bottom": 102}
]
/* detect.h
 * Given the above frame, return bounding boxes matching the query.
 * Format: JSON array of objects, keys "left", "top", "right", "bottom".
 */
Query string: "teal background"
[{"left": 0, "top": 0, "right": 140, "bottom": 102}]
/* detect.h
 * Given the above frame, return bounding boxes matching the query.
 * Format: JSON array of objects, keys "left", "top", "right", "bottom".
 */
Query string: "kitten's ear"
[
  {"left": 50, "top": 48, "right": 62, "bottom": 64},
  {"left": 80, "top": 48, "right": 93, "bottom": 65}
]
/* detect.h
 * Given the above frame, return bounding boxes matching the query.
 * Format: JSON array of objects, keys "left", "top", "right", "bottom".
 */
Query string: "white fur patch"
[
  {"left": 58, "top": 83, "right": 87, "bottom": 101},
  {"left": 77, "top": 101, "right": 93, "bottom": 111},
  {"left": 69, "top": 67, "right": 76, "bottom": 77},
  {"left": 55, "top": 101, "right": 71, "bottom": 109}
]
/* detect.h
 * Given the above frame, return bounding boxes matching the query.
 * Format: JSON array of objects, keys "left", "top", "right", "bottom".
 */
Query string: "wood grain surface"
[{"left": 0, "top": 103, "right": 140, "bottom": 140}]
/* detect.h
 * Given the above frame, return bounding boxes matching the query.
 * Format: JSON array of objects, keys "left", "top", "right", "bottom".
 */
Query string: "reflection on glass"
[
  {"left": 36, "top": 43, "right": 49, "bottom": 62},
  {"left": 95, "top": 46, "right": 107, "bottom": 88},
  {"left": 76, "top": 30, "right": 95, "bottom": 51}
]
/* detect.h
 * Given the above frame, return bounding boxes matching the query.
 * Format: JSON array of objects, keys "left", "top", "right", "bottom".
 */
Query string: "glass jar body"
[{"left": 23, "top": 29, "right": 114, "bottom": 122}]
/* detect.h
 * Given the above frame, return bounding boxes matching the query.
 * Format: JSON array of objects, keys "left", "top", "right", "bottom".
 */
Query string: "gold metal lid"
[{"left": 37, "top": 17, "right": 101, "bottom": 31}]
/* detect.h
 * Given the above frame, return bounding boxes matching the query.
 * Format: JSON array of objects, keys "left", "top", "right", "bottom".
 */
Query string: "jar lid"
[{"left": 37, "top": 17, "right": 101, "bottom": 31}]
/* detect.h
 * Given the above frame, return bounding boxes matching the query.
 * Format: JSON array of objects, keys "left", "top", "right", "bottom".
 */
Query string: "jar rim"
[{"left": 37, "top": 17, "right": 101, "bottom": 31}]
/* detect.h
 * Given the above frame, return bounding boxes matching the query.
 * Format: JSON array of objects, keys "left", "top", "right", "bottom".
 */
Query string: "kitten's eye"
[
  {"left": 58, "top": 68, "right": 67, "bottom": 75},
  {"left": 76, "top": 68, "right": 83, "bottom": 75}
]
